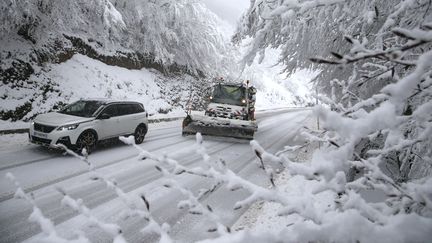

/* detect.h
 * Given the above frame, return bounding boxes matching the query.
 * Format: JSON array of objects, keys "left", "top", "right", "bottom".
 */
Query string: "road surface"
[{"left": 0, "top": 109, "right": 312, "bottom": 243}]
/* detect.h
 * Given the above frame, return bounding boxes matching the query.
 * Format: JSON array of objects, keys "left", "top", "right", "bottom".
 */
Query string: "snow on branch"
[
  {"left": 56, "top": 187, "right": 127, "bottom": 243},
  {"left": 55, "top": 143, "right": 173, "bottom": 243},
  {"left": 5, "top": 172, "right": 90, "bottom": 243}
]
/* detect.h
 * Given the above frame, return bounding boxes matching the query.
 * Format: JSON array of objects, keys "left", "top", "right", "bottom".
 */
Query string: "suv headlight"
[{"left": 57, "top": 123, "right": 79, "bottom": 131}]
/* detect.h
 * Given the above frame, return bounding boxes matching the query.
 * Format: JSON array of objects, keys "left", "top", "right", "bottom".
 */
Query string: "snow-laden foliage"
[
  {"left": 235, "top": 0, "right": 429, "bottom": 72},
  {"left": 236, "top": 0, "right": 432, "bottom": 180},
  {"left": 0, "top": 0, "right": 234, "bottom": 75},
  {"left": 223, "top": 0, "right": 432, "bottom": 241},
  {"left": 6, "top": 172, "right": 91, "bottom": 243},
  {"left": 118, "top": 0, "right": 234, "bottom": 75},
  {"left": 6, "top": 129, "right": 432, "bottom": 242},
  {"left": 123, "top": 134, "right": 432, "bottom": 242},
  {"left": 55, "top": 143, "right": 172, "bottom": 243}
]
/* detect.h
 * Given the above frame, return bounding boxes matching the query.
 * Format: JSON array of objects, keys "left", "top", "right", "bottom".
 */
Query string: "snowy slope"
[
  {"left": 241, "top": 46, "right": 320, "bottom": 109},
  {"left": 0, "top": 54, "right": 212, "bottom": 122}
]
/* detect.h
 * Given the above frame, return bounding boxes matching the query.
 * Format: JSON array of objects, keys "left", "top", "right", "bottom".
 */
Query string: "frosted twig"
[
  {"left": 56, "top": 187, "right": 126, "bottom": 243},
  {"left": 5, "top": 172, "right": 89, "bottom": 243},
  {"left": 55, "top": 143, "right": 171, "bottom": 243}
]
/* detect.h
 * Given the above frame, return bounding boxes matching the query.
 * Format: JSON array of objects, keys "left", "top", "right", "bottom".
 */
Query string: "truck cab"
[
  {"left": 182, "top": 81, "right": 258, "bottom": 140},
  {"left": 205, "top": 83, "right": 256, "bottom": 121}
]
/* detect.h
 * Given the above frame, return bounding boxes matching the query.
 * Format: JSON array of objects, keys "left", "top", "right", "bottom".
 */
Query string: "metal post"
[
  {"left": 316, "top": 84, "right": 321, "bottom": 149},
  {"left": 246, "top": 80, "right": 250, "bottom": 120}
]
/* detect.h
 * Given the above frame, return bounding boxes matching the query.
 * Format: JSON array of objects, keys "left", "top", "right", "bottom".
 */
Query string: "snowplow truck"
[{"left": 182, "top": 82, "right": 258, "bottom": 140}]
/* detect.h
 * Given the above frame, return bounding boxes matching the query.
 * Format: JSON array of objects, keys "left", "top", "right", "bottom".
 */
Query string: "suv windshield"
[
  {"left": 59, "top": 100, "right": 105, "bottom": 117},
  {"left": 212, "top": 84, "right": 246, "bottom": 106}
]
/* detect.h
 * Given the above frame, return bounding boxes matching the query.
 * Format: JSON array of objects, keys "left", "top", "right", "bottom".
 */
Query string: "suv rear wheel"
[
  {"left": 134, "top": 125, "right": 147, "bottom": 144},
  {"left": 76, "top": 130, "right": 97, "bottom": 154}
]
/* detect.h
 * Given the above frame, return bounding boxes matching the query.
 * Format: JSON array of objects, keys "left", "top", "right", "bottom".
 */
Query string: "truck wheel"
[{"left": 134, "top": 125, "right": 147, "bottom": 144}]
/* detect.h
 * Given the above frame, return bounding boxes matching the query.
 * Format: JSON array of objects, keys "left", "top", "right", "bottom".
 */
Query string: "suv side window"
[
  {"left": 101, "top": 105, "right": 119, "bottom": 117},
  {"left": 118, "top": 103, "right": 144, "bottom": 116},
  {"left": 134, "top": 104, "right": 145, "bottom": 113},
  {"left": 117, "top": 104, "right": 133, "bottom": 116}
]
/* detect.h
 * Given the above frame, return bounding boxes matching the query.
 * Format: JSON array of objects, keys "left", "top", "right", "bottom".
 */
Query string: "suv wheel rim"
[
  {"left": 135, "top": 127, "right": 146, "bottom": 143},
  {"left": 78, "top": 132, "right": 96, "bottom": 152}
]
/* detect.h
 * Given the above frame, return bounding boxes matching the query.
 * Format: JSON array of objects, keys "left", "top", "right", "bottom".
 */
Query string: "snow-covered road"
[{"left": 0, "top": 109, "right": 313, "bottom": 243}]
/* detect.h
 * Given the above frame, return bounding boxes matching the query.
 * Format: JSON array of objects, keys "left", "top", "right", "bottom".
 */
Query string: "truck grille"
[
  {"left": 34, "top": 123, "right": 56, "bottom": 133},
  {"left": 216, "top": 106, "right": 232, "bottom": 112}
]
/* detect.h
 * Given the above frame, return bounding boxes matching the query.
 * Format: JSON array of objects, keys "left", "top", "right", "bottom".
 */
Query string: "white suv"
[{"left": 29, "top": 99, "right": 148, "bottom": 153}]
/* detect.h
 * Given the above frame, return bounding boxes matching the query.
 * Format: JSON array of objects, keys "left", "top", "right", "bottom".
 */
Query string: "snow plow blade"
[{"left": 182, "top": 114, "right": 257, "bottom": 140}]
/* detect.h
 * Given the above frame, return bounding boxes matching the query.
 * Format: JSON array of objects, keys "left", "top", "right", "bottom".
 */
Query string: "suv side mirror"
[{"left": 99, "top": 113, "right": 111, "bottom": 120}]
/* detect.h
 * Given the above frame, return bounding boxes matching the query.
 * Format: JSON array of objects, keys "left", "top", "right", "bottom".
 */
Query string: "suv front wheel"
[
  {"left": 134, "top": 125, "right": 147, "bottom": 144},
  {"left": 76, "top": 130, "right": 97, "bottom": 154}
]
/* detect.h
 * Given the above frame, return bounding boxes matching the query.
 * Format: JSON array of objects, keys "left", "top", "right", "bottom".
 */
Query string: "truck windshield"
[
  {"left": 59, "top": 100, "right": 105, "bottom": 117},
  {"left": 212, "top": 85, "right": 246, "bottom": 106}
]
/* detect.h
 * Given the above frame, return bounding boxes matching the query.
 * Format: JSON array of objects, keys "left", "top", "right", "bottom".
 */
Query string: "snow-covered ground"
[{"left": 0, "top": 108, "right": 313, "bottom": 243}]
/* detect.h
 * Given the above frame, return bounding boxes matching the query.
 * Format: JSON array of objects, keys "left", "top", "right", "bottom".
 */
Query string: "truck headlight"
[
  {"left": 57, "top": 124, "right": 79, "bottom": 131},
  {"left": 242, "top": 99, "right": 246, "bottom": 103}
]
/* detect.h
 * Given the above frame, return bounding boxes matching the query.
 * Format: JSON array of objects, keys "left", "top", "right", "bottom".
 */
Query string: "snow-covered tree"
[
  {"left": 218, "top": 0, "right": 432, "bottom": 241},
  {"left": 236, "top": 0, "right": 432, "bottom": 179},
  {"left": 118, "top": 0, "right": 234, "bottom": 75},
  {"left": 0, "top": 0, "right": 234, "bottom": 76}
]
